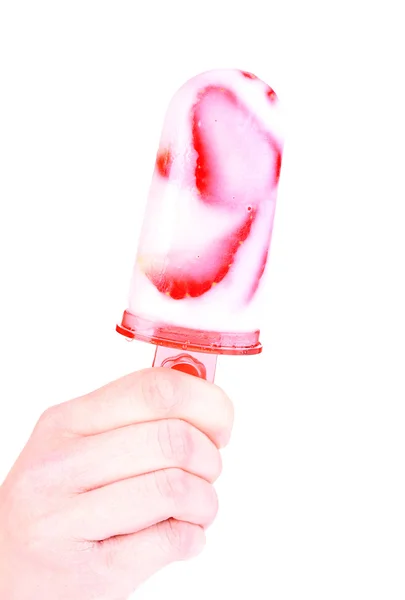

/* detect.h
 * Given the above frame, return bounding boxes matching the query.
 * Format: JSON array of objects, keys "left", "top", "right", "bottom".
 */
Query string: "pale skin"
[{"left": 0, "top": 368, "right": 234, "bottom": 599}]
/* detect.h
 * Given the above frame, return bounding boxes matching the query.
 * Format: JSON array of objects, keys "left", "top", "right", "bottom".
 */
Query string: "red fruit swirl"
[{"left": 146, "top": 84, "right": 281, "bottom": 301}]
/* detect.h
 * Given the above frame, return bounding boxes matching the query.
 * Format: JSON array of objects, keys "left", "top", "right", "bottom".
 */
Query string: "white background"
[{"left": 0, "top": 1, "right": 404, "bottom": 598}]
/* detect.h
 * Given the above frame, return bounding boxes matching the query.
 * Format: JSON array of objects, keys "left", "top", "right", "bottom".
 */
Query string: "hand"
[{"left": 0, "top": 368, "right": 233, "bottom": 600}]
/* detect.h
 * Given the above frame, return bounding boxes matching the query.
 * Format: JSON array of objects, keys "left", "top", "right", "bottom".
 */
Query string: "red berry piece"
[
  {"left": 156, "top": 149, "right": 172, "bottom": 178},
  {"left": 241, "top": 70, "right": 258, "bottom": 79},
  {"left": 266, "top": 86, "right": 278, "bottom": 102},
  {"left": 145, "top": 211, "right": 257, "bottom": 299},
  {"left": 192, "top": 86, "right": 279, "bottom": 208}
]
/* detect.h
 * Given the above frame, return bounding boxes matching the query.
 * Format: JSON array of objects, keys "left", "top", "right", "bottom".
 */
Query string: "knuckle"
[
  {"left": 157, "top": 519, "right": 205, "bottom": 558},
  {"left": 140, "top": 368, "right": 187, "bottom": 413},
  {"left": 157, "top": 419, "right": 192, "bottom": 465},
  {"left": 218, "top": 387, "right": 234, "bottom": 426},
  {"left": 13, "top": 464, "right": 49, "bottom": 502},
  {"left": 215, "top": 386, "right": 235, "bottom": 445},
  {"left": 207, "top": 485, "right": 219, "bottom": 523},
  {"left": 11, "top": 461, "right": 48, "bottom": 499},
  {"left": 11, "top": 468, "right": 37, "bottom": 498},
  {"left": 36, "top": 405, "right": 59, "bottom": 430},
  {"left": 199, "top": 482, "right": 219, "bottom": 525},
  {"left": 15, "top": 512, "right": 58, "bottom": 554},
  {"left": 35, "top": 405, "right": 72, "bottom": 441},
  {"left": 212, "top": 450, "right": 223, "bottom": 480},
  {"left": 12, "top": 447, "right": 71, "bottom": 498},
  {"left": 198, "top": 481, "right": 219, "bottom": 526},
  {"left": 154, "top": 468, "right": 189, "bottom": 501}
]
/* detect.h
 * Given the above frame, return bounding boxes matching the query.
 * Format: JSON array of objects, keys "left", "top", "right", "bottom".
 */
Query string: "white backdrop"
[{"left": 0, "top": 1, "right": 404, "bottom": 598}]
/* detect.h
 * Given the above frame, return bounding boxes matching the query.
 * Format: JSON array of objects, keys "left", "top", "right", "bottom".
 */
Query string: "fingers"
[
  {"left": 65, "top": 468, "right": 218, "bottom": 541},
  {"left": 67, "top": 419, "right": 222, "bottom": 492},
  {"left": 97, "top": 520, "right": 205, "bottom": 592},
  {"left": 50, "top": 368, "right": 233, "bottom": 449}
]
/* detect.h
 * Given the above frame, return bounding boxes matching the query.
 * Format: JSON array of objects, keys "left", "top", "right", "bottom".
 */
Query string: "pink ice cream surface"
[{"left": 146, "top": 75, "right": 281, "bottom": 302}]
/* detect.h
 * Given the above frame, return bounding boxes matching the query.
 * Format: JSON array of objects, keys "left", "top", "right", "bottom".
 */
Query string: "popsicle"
[{"left": 117, "top": 69, "right": 284, "bottom": 381}]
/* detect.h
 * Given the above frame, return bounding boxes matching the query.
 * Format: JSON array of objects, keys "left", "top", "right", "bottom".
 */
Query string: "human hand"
[{"left": 0, "top": 368, "right": 233, "bottom": 599}]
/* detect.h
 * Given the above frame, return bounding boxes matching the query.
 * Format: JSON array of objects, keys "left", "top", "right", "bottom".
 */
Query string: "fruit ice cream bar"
[{"left": 117, "top": 69, "right": 284, "bottom": 373}]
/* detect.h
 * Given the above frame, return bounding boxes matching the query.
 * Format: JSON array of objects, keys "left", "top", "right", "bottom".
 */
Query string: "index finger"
[{"left": 51, "top": 368, "right": 233, "bottom": 449}]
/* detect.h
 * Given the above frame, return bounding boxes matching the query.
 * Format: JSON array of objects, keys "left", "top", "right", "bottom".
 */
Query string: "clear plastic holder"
[{"left": 116, "top": 310, "right": 262, "bottom": 382}]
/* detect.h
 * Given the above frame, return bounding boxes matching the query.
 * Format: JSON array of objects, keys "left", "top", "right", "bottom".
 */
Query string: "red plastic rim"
[{"left": 116, "top": 310, "right": 262, "bottom": 356}]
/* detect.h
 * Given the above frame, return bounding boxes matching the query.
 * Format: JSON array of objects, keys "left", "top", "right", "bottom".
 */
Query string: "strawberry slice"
[
  {"left": 143, "top": 85, "right": 280, "bottom": 301},
  {"left": 156, "top": 148, "right": 172, "bottom": 178},
  {"left": 192, "top": 86, "right": 280, "bottom": 208},
  {"left": 143, "top": 210, "right": 256, "bottom": 299},
  {"left": 240, "top": 70, "right": 258, "bottom": 80}
]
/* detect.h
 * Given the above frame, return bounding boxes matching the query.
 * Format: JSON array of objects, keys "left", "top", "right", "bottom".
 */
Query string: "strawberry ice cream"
[{"left": 117, "top": 69, "right": 284, "bottom": 356}]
